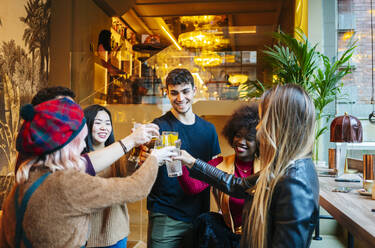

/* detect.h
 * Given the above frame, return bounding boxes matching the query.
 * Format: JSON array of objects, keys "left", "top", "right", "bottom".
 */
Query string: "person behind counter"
[
  {"left": 0, "top": 97, "right": 177, "bottom": 248},
  {"left": 97, "top": 29, "right": 122, "bottom": 75},
  {"left": 174, "top": 84, "right": 319, "bottom": 248},
  {"left": 97, "top": 29, "right": 113, "bottom": 61}
]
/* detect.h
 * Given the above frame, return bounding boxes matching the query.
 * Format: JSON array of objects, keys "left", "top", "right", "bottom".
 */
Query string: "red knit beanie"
[{"left": 16, "top": 98, "right": 86, "bottom": 156}]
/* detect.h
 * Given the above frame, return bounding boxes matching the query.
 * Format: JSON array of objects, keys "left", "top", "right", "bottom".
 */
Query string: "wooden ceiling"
[{"left": 100, "top": 0, "right": 295, "bottom": 51}]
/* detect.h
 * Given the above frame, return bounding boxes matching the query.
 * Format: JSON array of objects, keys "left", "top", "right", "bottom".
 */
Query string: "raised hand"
[
  {"left": 137, "top": 145, "right": 150, "bottom": 166},
  {"left": 129, "top": 123, "right": 159, "bottom": 147},
  {"left": 173, "top": 150, "right": 196, "bottom": 169},
  {"left": 151, "top": 146, "right": 179, "bottom": 166}
]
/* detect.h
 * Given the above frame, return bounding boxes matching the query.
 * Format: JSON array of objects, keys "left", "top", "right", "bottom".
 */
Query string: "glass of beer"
[
  {"left": 161, "top": 131, "right": 179, "bottom": 146},
  {"left": 127, "top": 123, "right": 142, "bottom": 169}
]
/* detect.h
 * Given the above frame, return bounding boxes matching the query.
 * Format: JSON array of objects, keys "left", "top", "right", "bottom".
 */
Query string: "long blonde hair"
[
  {"left": 246, "top": 84, "right": 315, "bottom": 247},
  {"left": 16, "top": 126, "right": 88, "bottom": 184}
]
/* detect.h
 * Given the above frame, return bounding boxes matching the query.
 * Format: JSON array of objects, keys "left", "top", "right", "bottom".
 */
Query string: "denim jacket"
[{"left": 190, "top": 158, "right": 319, "bottom": 248}]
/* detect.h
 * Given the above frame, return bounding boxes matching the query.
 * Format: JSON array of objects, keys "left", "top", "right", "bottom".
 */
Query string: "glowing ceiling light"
[
  {"left": 160, "top": 25, "right": 182, "bottom": 51},
  {"left": 213, "top": 26, "right": 257, "bottom": 35},
  {"left": 228, "top": 74, "right": 248, "bottom": 86},
  {"left": 178, "top": 30, "right": 229, "bottom": 49},
  {"left": 194, "top": 51, "right": 222, "bottom": 67},
  {"left": 180, "top": 15, "right": 216, "bottom": 25}
]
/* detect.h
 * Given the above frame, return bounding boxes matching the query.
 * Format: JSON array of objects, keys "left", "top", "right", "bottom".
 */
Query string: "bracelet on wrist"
[{"left": 118, "top": 140, "right": 128, "bottom": 154}]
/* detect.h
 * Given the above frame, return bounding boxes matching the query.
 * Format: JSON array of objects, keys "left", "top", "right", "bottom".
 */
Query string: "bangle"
[{"left": 118, "top": 140, "right": 128, "bottom": 154}]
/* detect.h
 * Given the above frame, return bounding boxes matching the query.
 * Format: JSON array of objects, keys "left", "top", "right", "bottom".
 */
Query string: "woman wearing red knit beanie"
[{"left": 0, "top": 98, "right": 177, "bottom": 248}]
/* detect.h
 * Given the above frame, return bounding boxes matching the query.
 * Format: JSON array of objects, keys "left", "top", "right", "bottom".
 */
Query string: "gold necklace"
[{"left": 235, "top": 162, "right": 251, "bottom": 174}]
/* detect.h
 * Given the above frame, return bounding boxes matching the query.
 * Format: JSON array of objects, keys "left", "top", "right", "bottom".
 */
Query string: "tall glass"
[
  {"left": 161, "top": 131, "right": 179, "bottom": 146},
  {"left": 165, "top": 139, "right": 182, "bottom": 177},
  {"left": 154, "top": 132, "right": 182, "bottom": 177},
  {"left": 363, "top": 154, "right": 375, "bottom": 180}
]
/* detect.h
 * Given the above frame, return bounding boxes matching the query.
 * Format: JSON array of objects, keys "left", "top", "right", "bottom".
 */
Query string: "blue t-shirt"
[{"left": 147, "top": 111, "right": 221, "bottom": 223}]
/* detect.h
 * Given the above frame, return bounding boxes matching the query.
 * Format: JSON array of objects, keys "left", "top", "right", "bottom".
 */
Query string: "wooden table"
[{"left": 319, "top": 177, "right": 375, "bottom": 247}]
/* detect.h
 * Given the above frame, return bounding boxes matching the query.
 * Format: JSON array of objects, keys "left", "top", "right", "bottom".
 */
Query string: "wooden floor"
[{"left": 127, "top": 240, "right": 147, "bottom": 248}]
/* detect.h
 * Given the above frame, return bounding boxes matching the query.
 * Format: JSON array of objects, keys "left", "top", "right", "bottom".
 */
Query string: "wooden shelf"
[{"left": 111, "top": 27, "right": 125, "bottom": 41}]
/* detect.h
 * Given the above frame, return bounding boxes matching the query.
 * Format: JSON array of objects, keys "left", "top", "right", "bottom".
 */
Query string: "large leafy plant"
[
  {"left": 264, "top": 29, "right": 320, "bottom": 89},
  {"left": 261, "top": 29, "right": 356, "bottom": 161},
  {"left": 238, "top": 80, "right": 265, "bottom": 99}
]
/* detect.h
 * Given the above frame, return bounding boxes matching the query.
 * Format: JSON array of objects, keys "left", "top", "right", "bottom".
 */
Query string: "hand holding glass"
[
  {"left": 128, "top": 123, "right": 142, "bottom": 169},
  {"left": 128, "top": 123, "right": 159, "bottom": 168},
  {"left": 165, "top": 139, "right": 182, "bottom": 177},
  {"left": 154, "top": 132, "right": 182, "bottom": 177}
]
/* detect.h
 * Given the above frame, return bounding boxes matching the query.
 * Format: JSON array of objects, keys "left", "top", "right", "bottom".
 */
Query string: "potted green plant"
[
  {"left": 238, "top": 80, "right": 265, "bottom": 100},
  {"left": 256, "top": 29, "right": 356, "bottom": 161}
]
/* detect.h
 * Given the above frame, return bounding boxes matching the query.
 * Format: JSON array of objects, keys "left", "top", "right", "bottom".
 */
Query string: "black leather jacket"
[{"left": 190, "top": 158, "right": 319, "bottom": 248}]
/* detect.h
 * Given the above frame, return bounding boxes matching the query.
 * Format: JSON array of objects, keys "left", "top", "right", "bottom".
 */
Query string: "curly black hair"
[
  {"left": 31, "top": 86, "right": 76, "bottom": 106},
  {"left": 222, "top": 103, "right": 259, "bottom": 146}
]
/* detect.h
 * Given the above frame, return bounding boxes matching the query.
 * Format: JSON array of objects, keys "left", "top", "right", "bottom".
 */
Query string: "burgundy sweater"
[{"left": 178, "top": 156, "right": 254, "bottom": 228}]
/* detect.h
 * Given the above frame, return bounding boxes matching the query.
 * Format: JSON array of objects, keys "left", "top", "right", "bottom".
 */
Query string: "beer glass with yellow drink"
[{"left": 154, "top": 131, "right": 182, "bottom": 177}]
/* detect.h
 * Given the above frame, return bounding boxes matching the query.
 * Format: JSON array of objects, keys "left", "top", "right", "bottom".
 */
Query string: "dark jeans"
[{"left": 193, "top": 212, "right": 241, "bottom": 248}]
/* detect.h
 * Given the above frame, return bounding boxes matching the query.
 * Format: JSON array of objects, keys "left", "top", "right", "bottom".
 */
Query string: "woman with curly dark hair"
[
  {"left": 177, "top": 104, "right": 260, "bottom": 248},
  {"left": 176, "top": 85, "right": 319, "bottom": 248}
]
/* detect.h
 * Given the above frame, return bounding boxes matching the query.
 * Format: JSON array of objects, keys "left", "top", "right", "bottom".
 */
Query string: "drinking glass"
[
  {"left": 165, "top": 139, "right": 182, "bottom": 177},
  {"left": 161, "top": 131, "right": 179, "bottom": 146},
  {"left": 127, "top": 123, "right": 142, "bottom": 169},
  {"left": 154, "top": 132, "right": 182, "bottom": 177}
]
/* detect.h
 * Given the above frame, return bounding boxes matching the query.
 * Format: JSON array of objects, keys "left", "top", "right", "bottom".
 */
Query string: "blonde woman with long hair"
[
  {"left": 175, "top": 84, "right": 319, "bottom": 247},
  {"left": 0, "top": 98, "right": 178, "bottom": 248}
]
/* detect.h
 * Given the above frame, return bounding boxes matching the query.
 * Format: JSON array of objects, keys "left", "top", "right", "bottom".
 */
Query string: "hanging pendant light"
[
  {"left": 228, "top": 74, "right": 248, "bottom": 86},
  {"left": 193, "top": 51, "right": 222, "bottom": 67}
]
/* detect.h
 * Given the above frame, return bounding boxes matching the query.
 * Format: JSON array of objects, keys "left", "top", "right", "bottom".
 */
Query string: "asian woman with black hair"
[{"left": 83, "top": 104, "right": 129, "bottom": 248}]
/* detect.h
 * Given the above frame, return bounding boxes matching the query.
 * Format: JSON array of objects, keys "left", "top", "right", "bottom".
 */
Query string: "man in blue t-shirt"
[{"left": 147, "top": 68, "right": 221, "bottom": 248}]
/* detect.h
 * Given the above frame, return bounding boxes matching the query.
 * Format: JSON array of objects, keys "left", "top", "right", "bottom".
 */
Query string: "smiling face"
[
  {"left": 232, "top": 128, "right": 257, "bottom": 161},
  {"left": 167, "top": 83, "right": 196, "bottom": 115},
  {"left": 92, "top": 110, "right": 112, "bottom": 147}
]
